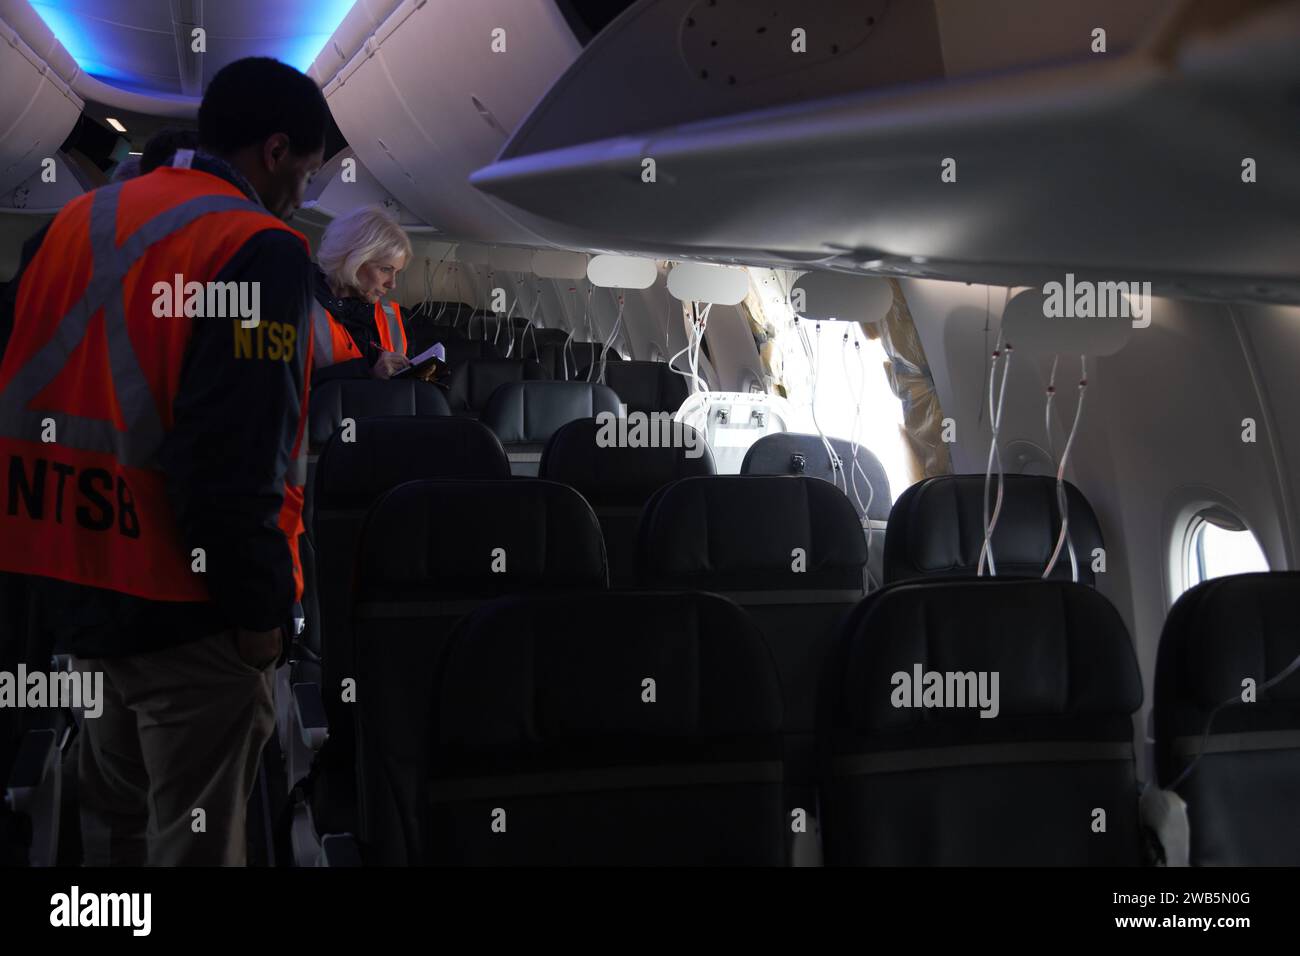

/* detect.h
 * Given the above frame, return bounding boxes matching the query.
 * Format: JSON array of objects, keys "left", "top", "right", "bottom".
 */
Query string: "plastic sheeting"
[
  {"left": 863, "top": 279, "right": 952, "bottom": 483},
  {"left": 740, "top": 278, "right": 784, "bottom": 397}
]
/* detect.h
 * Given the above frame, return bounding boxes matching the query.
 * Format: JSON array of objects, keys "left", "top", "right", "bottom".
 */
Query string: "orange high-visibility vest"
[
  {"left": 374, "top": 300, "right": 406, "bottom": 354},
  {"left": 0, "top": 167, "right": 312, "bottom": 604},
  {"left": 311, "top": 301, "right": 364, "bottom": 368},
  {"left": 311, "top": 299, "right": 406, "bottom": 369}
]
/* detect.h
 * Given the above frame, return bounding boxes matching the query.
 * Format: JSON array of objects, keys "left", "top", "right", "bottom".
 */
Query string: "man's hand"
[
  {"left": 234, "top": 627, "right": 283, "bottom": 670},
  {"left": 370, "top": 351, "right": 411, "bottom": 379}
]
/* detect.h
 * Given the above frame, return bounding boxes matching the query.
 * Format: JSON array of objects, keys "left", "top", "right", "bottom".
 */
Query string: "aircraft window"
[{"left": 1181, "top": 508, "right": 1269, "bottom": 594}]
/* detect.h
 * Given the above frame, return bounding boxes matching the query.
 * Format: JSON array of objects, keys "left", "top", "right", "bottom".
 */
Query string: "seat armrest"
[
  {"left": 4, "top": 728, "right": 63, "bottom": 866},
  {"left": 4, "top": 728, "right": 58, "bottom": 813},
  {"left": 292, "top": 681, "right": 329, "bottom": 753}
]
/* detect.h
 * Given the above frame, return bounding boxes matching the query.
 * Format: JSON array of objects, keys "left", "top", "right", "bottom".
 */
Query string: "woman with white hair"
[{"left": 312, "top": 205, "right": 413, "bottom": 380}]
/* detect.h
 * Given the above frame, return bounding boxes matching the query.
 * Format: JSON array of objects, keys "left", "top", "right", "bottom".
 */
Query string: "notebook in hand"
[{"left": 394, "top": 342, "right": 448, "bottom": 380}]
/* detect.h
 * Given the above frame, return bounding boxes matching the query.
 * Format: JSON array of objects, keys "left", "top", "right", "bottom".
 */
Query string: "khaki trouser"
[{"left": 72, "top": 630, "right": 276, "bottom": 866}]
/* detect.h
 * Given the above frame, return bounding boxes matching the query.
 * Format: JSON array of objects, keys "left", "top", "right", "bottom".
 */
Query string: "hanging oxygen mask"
[
  {"left": 789, "top": 303, "right": 879, "bottom": 593},
  {"left": 490, "top": 276, "right": 524, "bottom": 357},
  {"left": 590, "top": 291, "right": 625, "bottom": 385},
  {"left": 665, "top": 262, "right": 799, "bottom": 473},
  {"left": 446, "top": 264, "right": 466, "bottom": 331},
  {"left": 559, "top": 285, "right": 594, "bottom": 380},
  {"left": 409, "top": 250, "right": 451, "bottom": 321},
  {"left": 478, "top": 269, "right": 494, "bottom": 344},
  {"left": 435, "top": 263, "right": 457, "bottom": 327},
  {"left": 783, "top": 269, "right": 899, "bottom": 594},
  {"left": 976, "top": 342, "right": 1089, "bottom": 580},
  {"left": 582, "top": 256, "right": 658, "bottom": 384},
  {"left": 581, "top": 284, "right": 597, "bottom": 380},
  {"left": 668, "top": 300, "right": 712, "bottom": 395},
  {"left": 980, "top": 284, "right": 1110, "bottom": 582},
  {"left": 842, "top": 333, "right": 879, "bottom": 590},
  {"left": 559, "top": 286, "right": 577, "bottom": 380},
  {"left": 519, "top": 285, "right": 542, "bottom": 362}
]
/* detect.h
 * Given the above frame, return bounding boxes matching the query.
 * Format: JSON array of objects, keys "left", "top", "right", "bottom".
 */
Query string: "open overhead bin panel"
[
  {"left": 298, "top": 147, "right": 431, "bottom": 229},
  {"left": 471, "top": 0, "right": 1300, "bottom": 305},
  {"left": 0, "top": 10, "right": 86, "bottom": 201},
  {"left": 310, "top": 0, "right": 583, "bottom": 243}
]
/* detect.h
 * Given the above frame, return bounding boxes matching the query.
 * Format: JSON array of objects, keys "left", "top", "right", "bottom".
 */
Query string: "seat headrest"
[
  {"left": 530, "top": 340, "right": 622, "bottom": 379},
  {"left": 638, "top": 475, "right": 867, "bottom": 590},
  {"left": 577, "top": 361, "right": 689, "bottom": 417},
  {"left": 438, "top": 591, "right": 783, "bottom": 749},
  {"left": 446, "top": 358, "right": 547, "bottom": 413},
  {"left": 830, "top": 580, "right": 1142, "bottom": 733},
  {"left": 314, "top": 417, "right": 510, "bottom": 511},
  {"left": 557, "top": 342, "right": 621, "bottom": 374},
  {"left": 883, "top": 475, "right": 1103, "bottom": 585},
  {"left": 465, "top": 315, "right": 531, "bottom": 351},
  {"left": 482, "top": 380, "right": 622, "bottom": 445},
  {"left": 357, "top": 479, "right": 607, "bottom": 599},
  {"left": 538, "top": 417, "right": 715, "bottom": 506},
  {"left": 741, "top": 433, "right": 891, "bottom": 522},
  {"left": 1157, "top": 572, "right": 1300, "bottom": 712},
  {"left": 517, "top": 327, "right": 572, "bottom": 354},
  {"left": 466, "top": 314, "right": 508, "bottom": 338},
  {"left": 399, "top": 304, "right": 474, "bottom": 356},
  {"left": 440, "top": 338, "right": 499, "bottom": 366},
  {"left": 308, "top": 378, "right": 450, "bottom": 450},
  {"left": 1154, "top": 572, "right": 1300, "bottom": 786}
]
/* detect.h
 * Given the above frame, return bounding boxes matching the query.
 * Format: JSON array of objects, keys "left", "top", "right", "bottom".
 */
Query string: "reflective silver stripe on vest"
[
  {"left": 312, "top": 302, "right": 335, "bottom": 368},
  {"left": 0, "top": 184, "right": 264, "bottom": 469},
  {"left": 378, "top": 300, "right": 402, "bottom": 352},
  {"left": 833, "top": 740, "right": 1134, "bottom": 777},
  {"left": 289, "top": 436, "right": 308, "bottom": 487}
]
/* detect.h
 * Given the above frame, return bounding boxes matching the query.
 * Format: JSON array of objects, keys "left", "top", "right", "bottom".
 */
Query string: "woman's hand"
[{"left": 370, "top": 350, "right": 411, "bottom": 379}]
